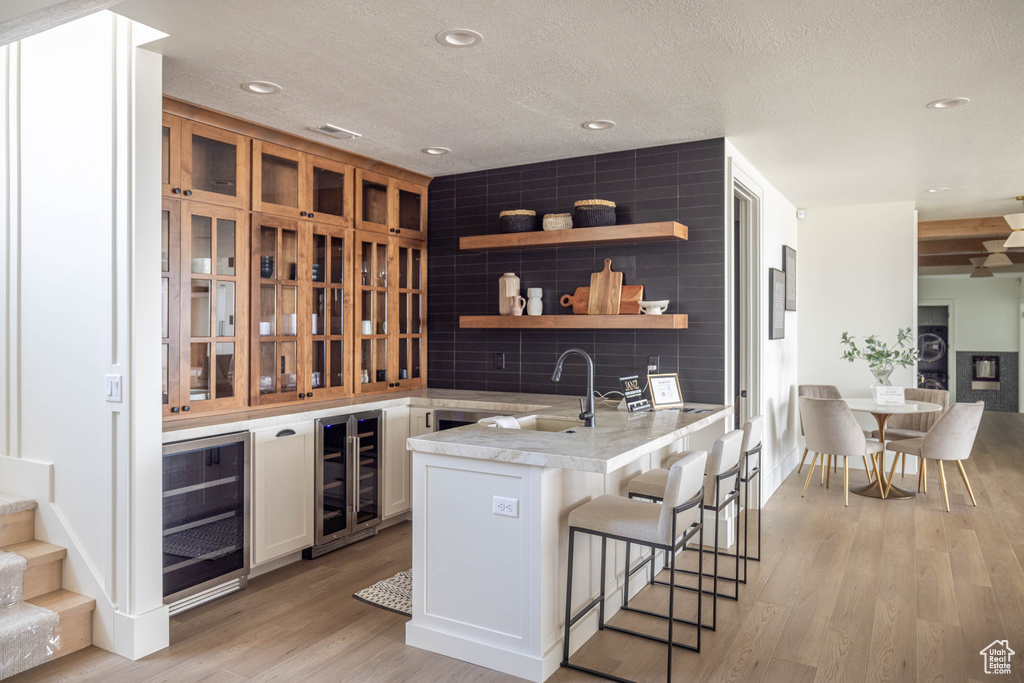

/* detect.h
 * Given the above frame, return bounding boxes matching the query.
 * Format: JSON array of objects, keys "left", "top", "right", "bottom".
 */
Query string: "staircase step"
[
  {"left": 4, "top": 540, "right": 66, "bottom": 600},
  {"left": 26, "top": 589, "right": 95, "bottom": 658},
  {"left": 0, "top": 509, "right": 35, "bottom": 547}
]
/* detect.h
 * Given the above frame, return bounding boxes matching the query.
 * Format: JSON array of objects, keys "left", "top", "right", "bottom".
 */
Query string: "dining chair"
[
  {"left": 798, "top": 397, "right": 886, "bottom": 506},
  {"left": 869, "top": 388, "right": 948, "bottom": 478},
  {"left": 797, "top": 385, "right": 842, "bottom": 485},
  {"left": 886, "top": 401, "right": 984, "bottom": 511}
]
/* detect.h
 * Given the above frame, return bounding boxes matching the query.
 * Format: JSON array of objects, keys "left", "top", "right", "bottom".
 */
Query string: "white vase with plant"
[{"left": 840, "top": 327, "right": 919, "bottom": 387}]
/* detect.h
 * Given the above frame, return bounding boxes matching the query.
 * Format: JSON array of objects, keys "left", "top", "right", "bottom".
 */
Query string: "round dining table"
[{"left": 843, "top": 398, "right": 944, "bottom": 500}]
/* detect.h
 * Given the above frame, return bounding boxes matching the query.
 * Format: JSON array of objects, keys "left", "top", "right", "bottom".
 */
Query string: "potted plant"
[{"left": 840, "top": 327, "right": 919, "bottom": 386}]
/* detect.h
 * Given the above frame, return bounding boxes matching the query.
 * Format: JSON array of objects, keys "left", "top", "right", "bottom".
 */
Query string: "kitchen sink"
[{"left": 513, "top": 415, "right": 583, "bottom": 432}]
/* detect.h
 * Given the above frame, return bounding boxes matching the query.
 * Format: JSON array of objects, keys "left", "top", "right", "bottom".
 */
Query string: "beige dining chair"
[
  {"left": 886, "top": 401, "right": 984, "bottom": 512},
  {"left": 799, "top": 397, "right": 886, "bottom": 506},
  {"left": 869, "top": 388, "right": 949, "bottom": 478}
]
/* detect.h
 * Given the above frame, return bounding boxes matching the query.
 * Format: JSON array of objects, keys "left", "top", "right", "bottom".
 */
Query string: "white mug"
[{"left": 361, "top": 320, "right": 373, "bottom": 335}]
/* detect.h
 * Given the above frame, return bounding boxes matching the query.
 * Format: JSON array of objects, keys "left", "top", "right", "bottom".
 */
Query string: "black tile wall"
[
  {"left": 955, "top": 351, "right": 1019, "bottom": 412},
  {"left": 427, "top": 138, "right": 726, "bottom": 403}
]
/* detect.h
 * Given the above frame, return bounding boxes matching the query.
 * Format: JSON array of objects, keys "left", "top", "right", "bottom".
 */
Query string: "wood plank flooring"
[{"left": 11, "top": 412, "right": 1024, "bottom": 682}]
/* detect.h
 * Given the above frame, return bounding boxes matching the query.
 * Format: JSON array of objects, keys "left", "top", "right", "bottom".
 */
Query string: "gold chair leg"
[
  {"left": 834, "top": 456, "right": 838, "bottom": 474},
  {"left": 956, "top": 460, "right": 978, "bottom": 507},
  {"left": 938, "top": 461, "right": 950, "bottom": 512},
  {"left": 862, "top": 456, "right": 871, "bottom": 482},
  {"left": 901, "top": 452, "right": 906, "bottom": 478},
  {"left": 923, "top": 459, "right": 927, "bottom": 493},
  {"left": 802, "top": 452, "right": 820, "bottom": 497},
  {"left": 826, "top": 454, "right": 832, "bottom": 489},
  {"left": 821, "top": 454, "right": 826, "bottom": 485},
  {"left": 917, "top": 458, "right": 924, "bottom": 493},
  {"left": 798, "top": 447, "right": 809, "bottom": 474},
  {"left": 844, "top": 456, "right": 849, "bottom": 507},
  {"left": 872, "top": 453, "right": 887, "bottom": 498},
  {"left": 885, "top": 453, "right": 900, "bottom": 498}
]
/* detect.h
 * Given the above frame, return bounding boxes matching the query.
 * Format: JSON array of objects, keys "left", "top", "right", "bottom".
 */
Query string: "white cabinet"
[
  {"left": 382, "top": 406, "right": 411, "bottom": 519},
  {"left": 409, "top": 406, "right": 434, "bottom": 438},
  {"left": 252, "top": 421, "right": 315, "bottom": 565}
]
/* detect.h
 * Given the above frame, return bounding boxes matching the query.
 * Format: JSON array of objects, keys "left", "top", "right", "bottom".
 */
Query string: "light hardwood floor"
[{"left": 11, "top": 412, "right": 1024, "bottom": 682}]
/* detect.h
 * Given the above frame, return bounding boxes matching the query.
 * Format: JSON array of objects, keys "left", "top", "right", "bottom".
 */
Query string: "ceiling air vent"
[{"left": 312, "top": 124, "right": 361, "bottom": 140}]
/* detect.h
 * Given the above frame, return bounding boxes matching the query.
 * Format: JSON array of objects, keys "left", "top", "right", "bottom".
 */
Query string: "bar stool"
[
  {"left": 562, "top": 450, "right": 707, "bottom": 683},
  {"left": 624, "top": 430, "right": 744, "bottom": 630},
  {"left": 733, "top": 416, "right": 763, "bottom": 582}
]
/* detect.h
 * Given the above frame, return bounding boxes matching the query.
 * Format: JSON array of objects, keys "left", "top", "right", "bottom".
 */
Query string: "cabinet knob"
[
  {"left": 184, "top": 190, "right": 192, "bottom": 196},
  {"left": 396, "top": 229, "right": 401, "bottom": 234},
  {"left": 308, "top": 212, "right": 315, "bottom": 218},
  {"left": 307, "top": 392, "right": 313, "bottom": 398},
  {"left": 172, "top": 188, "right": 181, "bottom": 194},
  {"left": 182, "top": 405, "right": 190, "bottom": 412},
  {"left": 300, "top": 211, "right": 307, "bottom": 217},
  {"left": 171, "top": 406, "right": 179, "bottom": 413},
  {"left": 298, "top": 392, "right": 306, "bottom": 399}
]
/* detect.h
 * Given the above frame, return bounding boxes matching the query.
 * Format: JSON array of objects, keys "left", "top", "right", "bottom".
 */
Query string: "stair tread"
[
  {"left": 27, "top": 589, "right": 95, "bottom": 617},
  {"left": 3, "top": 539, "right": 66, "bottom": 565},
  {"left": 0, "top": 491, "right": 37, "bottom": 516}
]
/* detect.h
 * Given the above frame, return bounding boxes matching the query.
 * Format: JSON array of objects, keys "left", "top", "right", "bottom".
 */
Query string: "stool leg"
[
  {"left": 598, "top": 536, "right": 607, "bottom": 630},
  {"left": 668, "top": 530, "right": 676, "bottom": 681},
  {"left": 622, "top": 541, "right": 630, "bottom": 609},
  {"left": 562, "top": 528, "right": 575, "bottom": 665},
  {"left": 696, "top": 523, "right": 703, "bottom": 652},
  {"left": 756, "top": 465, "right": 762, "bottom": 562},
  {"left": 712, "top": 502, "right": 719, "bottom": 630},
  {"left": 802, "top": 452, "right": 820, "bottom": 497}
]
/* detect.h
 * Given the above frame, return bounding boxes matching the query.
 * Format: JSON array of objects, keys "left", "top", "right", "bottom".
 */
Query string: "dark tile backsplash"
[
  {"left": 955, "top": 351, "right": 1018, "bottom": 412},
  {"left": 427, "top": 138, "right": 726, "bottom": 403}
]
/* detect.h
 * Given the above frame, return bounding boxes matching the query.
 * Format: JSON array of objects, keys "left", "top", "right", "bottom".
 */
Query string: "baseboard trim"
[
  {"left": 407, "top": 621, "right": 548, "bottom": 682},
  {"left": 114, "top": 603, "right": 169, "bottom": 660},
  {"left": 0, "top": 455, "right": 52, "bottom": 502}
]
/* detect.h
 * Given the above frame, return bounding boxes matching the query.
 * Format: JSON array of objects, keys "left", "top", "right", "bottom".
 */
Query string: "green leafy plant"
[{"left": 840, "top": 327, "right": 919, "bottom": 371}]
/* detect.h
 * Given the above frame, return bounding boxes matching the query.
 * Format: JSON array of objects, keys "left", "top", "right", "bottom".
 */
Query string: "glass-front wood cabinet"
[
  {"left": 163, "top": 202, "right": 248, "bottom": 415},
  {"left": 395, "top": 180, "right": 427, "bottom": 240},
  {"left": 394, "top": 238, "right": 426, "bottom": 388},
  {"left": 163, "top": 116, "right": 249, "bottom": 209},
  {"left": 355, "top": 170, "right": 427, "bottom": 239},
  {"left": 253, "top": 143, "right": 354, "bottom": 228},
  {"left": 309, "top": 224, "right": 352, "bottom": 399}
]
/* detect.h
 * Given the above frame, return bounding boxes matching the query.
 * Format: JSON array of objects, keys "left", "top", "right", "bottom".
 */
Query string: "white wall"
[
  {"left": 725, "top": 141, "right": 800, "bottom": 503},
  {"left": 798, "top": 202, "right": 918, "bottom": 399},
  {"left": 0, "top": 11, "right": 168, "bottom": 659},
  {"left": 919, "top": 274, "right": 1021, "bottom": 352}
]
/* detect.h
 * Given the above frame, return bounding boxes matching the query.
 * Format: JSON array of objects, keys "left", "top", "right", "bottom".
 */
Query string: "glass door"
[
  {"left": 250, "top": 214, "right": 307, "bottom": 405},
  {"left": 163, "top": 199, "right": 182, "bottom": 417},
  {"left": 352, "top": 413, "right": 382, "bottom": 530},
  {"left": 162, "top": 114, "right": 182, "bottom": 199},
  {"left": 179, "top": 203, "right": 248, "bottom": 415},
  {"left": 316, "top": 417, "right": 350, "bottom": 544},
  {"left": 394, "top": 180, "right": 427, "bottom": 239},
  {"left": 307, "top": 156, "right": 353, "bottom": 227},
  {"left": 355, "top": 169, "right": 392, "bottom": 236},
  {"left": 252, "top": 140, "right": 307, "bottom": 220},
  {"left": 394, "top": 238, "right": 426, "bottom": 389},
  {"left": 181, "top": 120, "right": 249, "bottom": 209},
  {"left": 354, "top": 231, "right": 392, "bottom": 394},
  {"left": 309, "top": 224, "right": 352, "bottom": 400}
]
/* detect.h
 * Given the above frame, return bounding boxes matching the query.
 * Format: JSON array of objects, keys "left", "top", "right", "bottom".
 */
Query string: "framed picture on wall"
[
  {"left": 783, "top": 245, "right": 797, "bottom": 311},
  {"left": 770, "top": 267, "right": 786, "bottom": 340}
]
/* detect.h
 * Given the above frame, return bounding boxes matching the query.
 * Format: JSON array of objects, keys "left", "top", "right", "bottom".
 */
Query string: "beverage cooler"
[
  {"left": 304, "top": 410, "right": 383, "bottom": 559},
  {"left": 162, "top": 431, "right": 250, "bottom": 614}
]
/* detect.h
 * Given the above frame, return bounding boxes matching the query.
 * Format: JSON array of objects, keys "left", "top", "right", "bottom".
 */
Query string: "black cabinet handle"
[
  {"left": 182, "top": 405, "right": 190, "bottom": 412},
  {"left": 299, "top": 392, "right": 307, "bottom": 399},
  {"left": 300, "top": 211, "right": 307, "bottom": 216},
  {"left": 276, "top": 429, "right": 295, "bottom": 437},
  {"left": 396, "top": 229, "right": 401, "bottom": 234},
  {"left": 184, "top": 190, "right": 192, "bottom": 196},
  {"left": 307, "top": 392, "right": 313, "bottom": 398},
  {"left": 309, "top": 212, "right": 315, "bottom": 218},
  {"left": 172, "top": 188, "right": 181, "bottom": 194},
  {"left": 171, "top": 407, "right": 179, "bottom": 413}
]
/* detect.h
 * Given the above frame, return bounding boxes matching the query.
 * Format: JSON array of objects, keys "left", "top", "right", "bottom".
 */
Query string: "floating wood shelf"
[
  {"left": 459, "top": 221, "right": 687, "bottom": 252},
  {"left": 459, "top": 315, "right": 688, "bottom": 330}
]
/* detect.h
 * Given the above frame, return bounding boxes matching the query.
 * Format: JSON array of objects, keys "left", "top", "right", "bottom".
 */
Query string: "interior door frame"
[
  {"left": 725, "top": 159, "right": 763, "bottom": 428},
  {"left": 918, "top": 298, "right": 956, "bottom": 402}
]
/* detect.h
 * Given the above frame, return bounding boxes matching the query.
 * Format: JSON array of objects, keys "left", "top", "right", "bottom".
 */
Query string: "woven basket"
[
  {"left": 542, "top": 213, "right": 573, "bottom": 231},
  {"left": 573, "top": 199, "right": 616, "bottom": 227},
  {"left": 499, "top": 209, "right": 538, "bottom": 233}
]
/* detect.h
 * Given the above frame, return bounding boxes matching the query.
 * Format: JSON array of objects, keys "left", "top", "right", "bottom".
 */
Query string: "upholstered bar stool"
[
  {"left": 870, "top": 388, "right": 948, "bottom": 478},
  {"left": 886, "top": 401, "right": 984, "bottom": 511},
  {"left": 562, "top": 451, "right": 708, "bottom": 683},
  {"left": 798, "top": 397, "right": 886, "bottom": 505},
  {"left": 624, "top": 430, "right": 744, "bottom": 630},
  {"left": 736, "top": 416, "right": 764, "bottom": 581}
]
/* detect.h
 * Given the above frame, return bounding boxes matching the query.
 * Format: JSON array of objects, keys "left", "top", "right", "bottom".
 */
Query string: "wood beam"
[
  {"left": 918, "top": 216, "right": 1009, "bottom": 241},
  {"left": 919, "top": 252, "right": 1024, "bottom": 268},
  {"left": 917, "top": 238, "right": 992, "bottom": 256}
]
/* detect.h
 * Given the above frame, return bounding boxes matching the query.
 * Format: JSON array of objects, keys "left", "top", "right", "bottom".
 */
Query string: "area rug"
[{"left": 353, "top": 569, "right": 412, "bottom": 617}]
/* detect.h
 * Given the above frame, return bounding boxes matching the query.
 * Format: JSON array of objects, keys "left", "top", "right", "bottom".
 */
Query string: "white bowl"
[{"left": 638, "top": 300, "right": 669, "bottom": 315}]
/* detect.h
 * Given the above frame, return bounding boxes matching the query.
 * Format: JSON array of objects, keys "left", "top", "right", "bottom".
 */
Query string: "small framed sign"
[
  {"left": 619, "top": 375, "right": 651, "bottom": 413},
  {"left": 874, "top": 385, "right": 906, "bottom": 406},
  {"left": 769, "top": 268, "right": 786, "bottom": 340},
  {"left": 648, "top": 373, "right": 684, "bottom": 410},
  {"left": 783, "top": 245, "right": 797, "bottom": 311}
]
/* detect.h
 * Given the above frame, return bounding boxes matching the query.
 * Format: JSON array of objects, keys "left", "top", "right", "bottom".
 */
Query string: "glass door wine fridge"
[
  {"left": 162, "top": 431, "right": 250, "bottom": 614},
  {"left": 305, "top": 410, "right": 383, "bottom": 558}
]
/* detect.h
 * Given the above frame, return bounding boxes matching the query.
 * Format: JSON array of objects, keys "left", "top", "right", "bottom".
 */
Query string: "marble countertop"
[{"left": 407, "top": 401, "right": 732, "bottom": 473}]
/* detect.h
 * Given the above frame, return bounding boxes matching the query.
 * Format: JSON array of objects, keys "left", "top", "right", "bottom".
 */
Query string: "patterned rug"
[{"left": 353, "top": 569, "right": 412, "bottom": 617}]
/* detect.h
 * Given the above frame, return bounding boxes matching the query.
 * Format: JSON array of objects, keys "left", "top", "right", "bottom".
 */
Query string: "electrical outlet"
[
  {"left": 494, "top": 352, "right": 505, "bottom": 370},
  {"left": 648, "top": 356, "right": 660, "bottom": 373},
  {"left": 493, "top": 496, "right": 519, "bottom": 518}
]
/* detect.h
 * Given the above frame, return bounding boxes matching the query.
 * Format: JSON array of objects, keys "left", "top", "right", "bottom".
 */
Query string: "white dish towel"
[{"left": 477, "top": 416, "right": 521, "bottom": 429}]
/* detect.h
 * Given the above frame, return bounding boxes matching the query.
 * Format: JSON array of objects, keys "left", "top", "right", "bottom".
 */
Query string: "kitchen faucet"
[{"left": 551, "top": 348, "right": 595, "bottom": 427}]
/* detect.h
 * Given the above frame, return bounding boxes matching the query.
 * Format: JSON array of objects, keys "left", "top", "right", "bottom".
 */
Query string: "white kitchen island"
[{"left": 405, "top": 401, "right": 732, "bottom": 682}]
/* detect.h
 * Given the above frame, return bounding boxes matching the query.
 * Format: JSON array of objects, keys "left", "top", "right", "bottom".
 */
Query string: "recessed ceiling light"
[
  {"left": 421, "top": 147, "right": 450, "bottom": 156},
  {"left": 927, "top": 187, "right": 950, "bottom": 193},
  {"left": 241, "top": 81, "right": 282, "bottom": 95},
  {"left": 926, "top": 97, "right": 969, "bottom": 109},
  {"left": 436, "top": 29, "right": 482, "bottom": 47},
  {"left": 311, "top": 124, "right": 361, "bottom": 140},
  {"left": 582, "top": 120, "right": 615, "bottom": 130}
]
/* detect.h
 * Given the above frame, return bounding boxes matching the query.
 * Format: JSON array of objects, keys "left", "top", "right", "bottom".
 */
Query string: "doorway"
[{"left": 728, "top": 167, "right": 762, "bottom": 428}]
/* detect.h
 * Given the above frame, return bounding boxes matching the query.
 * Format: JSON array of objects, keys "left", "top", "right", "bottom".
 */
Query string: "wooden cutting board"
[
  {"left": 587, "top": 259, "right": 623, "bottom": 315},
  {"left": 560, "top": 286, "right": 643, "bottom": 314}
]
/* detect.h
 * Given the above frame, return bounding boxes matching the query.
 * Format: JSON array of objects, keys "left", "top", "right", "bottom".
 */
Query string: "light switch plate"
[
  {"left": 105, "top": 374, "right": 122, "bottom": 403},
  {"left": 493, "top": 496, "right": 519, "bottom": 518}
]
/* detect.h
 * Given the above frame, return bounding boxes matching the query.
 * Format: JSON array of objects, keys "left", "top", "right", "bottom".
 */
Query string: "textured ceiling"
[{"left": 114, "top": 0, "right": 1024, "bottom": 220}]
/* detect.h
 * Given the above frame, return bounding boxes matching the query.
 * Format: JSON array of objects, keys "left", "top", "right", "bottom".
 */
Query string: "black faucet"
[{"left": 551, "top": 348, "right": 595, "bottom": 427}]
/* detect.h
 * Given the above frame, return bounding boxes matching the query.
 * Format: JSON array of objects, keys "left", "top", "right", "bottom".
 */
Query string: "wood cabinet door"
[
  {"left": 250, "top": 213, "right": 309, "bottom": 406},
  {"left": 392, "top": 180, "right": 428, "bottom": 240},
  {"left": 307, "top": 222, "right": 353, "bottom": 401},
  {"left": 252, "top": 140, "right": 309, "bottom": 220},
  {"left": 161, "top": 199, "right": 182, "bottom": 416},
  {"left": 178, "top": 203, "right": 249, "bottom": 416},
  {"left": 392, "top": 237, "right": 426, "bottom": 390},
  {"left": 161, "top": 114, "right": 182, "bottom": 199},
  {"left": 382, "top": 406, "right": 411, "bottom": 519},
  {"left": 353, "top": 230, "right": 395, "bottom": 394},
  {"left": 306, "top": 155, "right": 353, "bottom": 228},
  {"left": 355, "top": 169, "right": 393, "bottom": 236},
  {"left": 181, "top": 120, "right": 249, "bottom": 209},
  {"left": 252, "top": 423, "right": 315, "bottom": 565}
]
